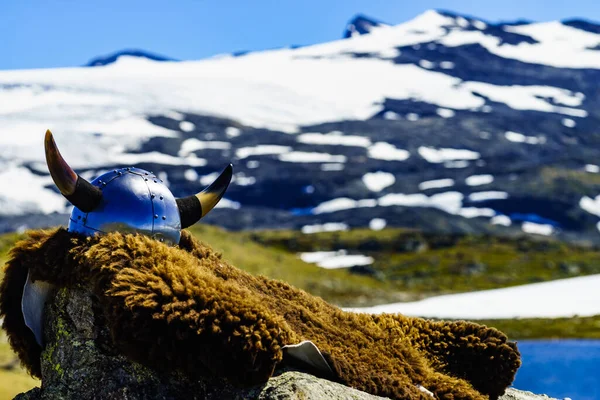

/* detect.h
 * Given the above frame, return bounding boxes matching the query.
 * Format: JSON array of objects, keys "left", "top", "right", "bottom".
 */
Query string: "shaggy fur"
[{"left": 1, "top": 228, "right": 521, "bottom": 400}]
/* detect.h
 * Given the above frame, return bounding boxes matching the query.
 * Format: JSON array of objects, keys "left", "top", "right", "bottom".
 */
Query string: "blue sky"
[{"left": 2, "top": 0, "right": 600, "bottom": 70}]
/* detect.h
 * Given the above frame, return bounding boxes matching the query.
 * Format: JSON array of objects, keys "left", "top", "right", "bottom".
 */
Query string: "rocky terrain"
[{"left": 2, "top": 10, "right": 600, "bottom": 243}]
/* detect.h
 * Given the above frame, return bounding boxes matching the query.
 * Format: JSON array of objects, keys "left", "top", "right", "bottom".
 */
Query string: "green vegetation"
[
  {"left": 249, "top": 227, "right": 600, "bottom": 296},
  {"left": 474, "top": 315, "right": 600, "bottom": 340}
]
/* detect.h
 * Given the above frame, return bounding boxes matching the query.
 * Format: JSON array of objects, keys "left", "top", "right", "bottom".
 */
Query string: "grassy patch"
[
  {"left": 0, "top": 331, "right": 39, "bottom": 398},
  {"left": 472, "top": 315, "right": 600, "bottom": 340},
  {"left": 249, "top": 228, "right": 600, "bottom": 297}
]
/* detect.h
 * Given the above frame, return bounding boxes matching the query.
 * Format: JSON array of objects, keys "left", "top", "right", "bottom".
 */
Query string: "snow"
[
  {"left": 199, "top": 172, "right": 219, "bottom": 186},
  {"left": 279, "top": 152, "right": 346, "bottom": 163},
  {"left": 321, "top": 163, "right": 345, "bottom": 171},
  {"left": 311, "top": 190, "right": 501, "bottom": 220},
  {"left": 462, "top": 83, "right": 586, "bottom": 118},
  {"left": 235, "top": 145, "right": 291, "bottom": 159},
  {"left": 465, "top": 174, "right": 494, "bottom": 186},
  {"left": 299, "top": 250, "right": 374, "bottom": 269},
  {"left": 472, "top": 20, "right": 487, "bottom": 30},
  {"left": 369, "top": 218, "right": 387, "bottom": 231},
  {"left": 346, "top": 274, "right": 600, "bottom": 319},
  {"left": 580, "top": 195, "right": 600, "bottom": 217},
  {"left": 438, "top": 20, "right": 600, "bottom": 69},
  {"left": 184, "top": 169, "right": 198, "bottom": 181},
  {"left": 225, "top": 127, "right": 241, "bottom": 137},
  {"left": 458, "top": 207, "right": 495, "bottom": 218},
  {"left": 418, "top": 178, "right": 455, "bottom": 190},
  {"left": 522, "top": 221, "right": 554, "bottom": 236},
  {"left": 585, "top": 164, "right": 600, "bottom": 173},
  {"left": 362, "top": 171, "right": 396, "bottom": 192},
  {"left": 301, "top": 222, "right": 348, "bottom": 234},
  {"left": 179, "top": 121, "right": 195, "bottom": 132},
  {"left": 419, "top": 60, "right": 435, "bottom": 69},
  {"left": 178, "top": 138, "right": 231, "bottom": 156},
  {"left": 297, "top": 132, "right": 371, "bottom": 147},
  {"left": 443, "top": 160, "right": 470, "bottom": 169},
  {"left": 0, "top": 9, "right": 597, "bottom": 216},
  {"left": 436, "top": 108, "right": 455, "bottom": 118},
  {"left": 418, "top": 147, "right": 480, "bottom": 163},
  {"left": 504, "top": 131, "right": 544, "bottom": 144},
  {"left": 115, "top": 151, "right": 207, "bottom": 167},
  {"left": 246, "top": 160, "right": 260, "bottom": 169},
  {"left": 562, "top": 118, "right": 576, "bottom": 128},
  {"left": 383, "top": 111, "right": 400, "bottom": 120},
  {"left": 312, "top": 198, "right": 377, "bottom": 214},
  {"left": 491, "top": 215, "right": 512, "bottom": 226},
  {"left": 164, "top": 110, "right": 185, "bottom": 120},
  {"left": 215, "top": 198, "right": 241, "bottom": 209},
  {"left": 468, "top": 191, "right": 509, "bottom": 202},
  {"left": 233, "top": 174, "right": 256, "bottom": 186},
  {"left": 368, "top": 142, "right": 410, "bottom": 161},
  {"left": 0, "top": 164, "right": 67, "bottom": 215}
]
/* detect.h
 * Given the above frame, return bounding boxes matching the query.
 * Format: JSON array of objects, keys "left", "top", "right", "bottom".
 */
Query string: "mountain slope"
[{"left": 2, "top": 10, "right": 600, "bottom": 241}]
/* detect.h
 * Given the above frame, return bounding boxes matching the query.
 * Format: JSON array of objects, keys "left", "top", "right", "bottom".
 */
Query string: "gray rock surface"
[{"left": 15, "top": 286, "right": 556, "bottom": 400}]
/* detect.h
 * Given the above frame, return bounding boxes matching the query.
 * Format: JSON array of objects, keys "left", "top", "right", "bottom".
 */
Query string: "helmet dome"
[{"left": 44, "top": 130, "right": 232, "bottom": 245}]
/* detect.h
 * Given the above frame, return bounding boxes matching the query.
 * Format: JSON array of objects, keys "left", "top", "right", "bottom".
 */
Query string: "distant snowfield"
[
  {"left": 346, "top": 274, "right": 600, "bottom": 319},
  {"left": 0, "top": 9, "right": 595, "bottom": 216}
]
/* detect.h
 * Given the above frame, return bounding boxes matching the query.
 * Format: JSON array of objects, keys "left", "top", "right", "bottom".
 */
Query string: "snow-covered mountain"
[{"left": 3, "top": 9, "right": 600, "bottom": 241}]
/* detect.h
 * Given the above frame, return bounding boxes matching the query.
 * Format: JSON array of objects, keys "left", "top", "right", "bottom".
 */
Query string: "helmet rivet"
[
  {"left": 144, "top": 178, "right": 148, "bottom": 182},
  {"left": 151, "top": 194, "right": 155, "bottom": 199},
  {"left": 159, "top": 196, "right": 163, "bottom": 200},
  {"left": 126, "top": 167, "right": 131, "bottom": 171},
  {"left": 154, "top": 214, "right": 159, "bottom": 219},
  {"left": 117, "top": 171, "right": 122, "bottom": 176},
  {"left": 154, "top": 180, "right": 157, "bottom": 183},
  {"left": 145, "top": 172, "right": 148, "bottom": 175},
  {"left": 162, "top": 216, "right": 166, "bottom": 220}
]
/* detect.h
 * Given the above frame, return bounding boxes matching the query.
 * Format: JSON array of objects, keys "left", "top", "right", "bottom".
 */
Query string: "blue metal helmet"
[{"left": 44, "top": 130, "right": 233, "bottom": 245}]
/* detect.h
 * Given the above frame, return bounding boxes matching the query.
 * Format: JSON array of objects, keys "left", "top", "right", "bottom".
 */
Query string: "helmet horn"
[
  {"left": 45, "top": 130, "right": 103, "bottom": 212},
  {"left": 176, "top": 164, "right": 233, "bottom": 229}
]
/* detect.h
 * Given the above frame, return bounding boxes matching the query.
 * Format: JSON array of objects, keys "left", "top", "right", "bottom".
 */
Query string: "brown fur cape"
[{"left": 0, "top": 228, "right": 521, "bottom": 400}]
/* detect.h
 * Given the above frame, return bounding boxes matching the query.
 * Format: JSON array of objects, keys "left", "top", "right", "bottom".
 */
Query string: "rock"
[
  {"left": 15, "top": 286, "right": 558, "bottom": 400},
  {"left": 500, "top": 388, "right": 557, "bottom": 400}
]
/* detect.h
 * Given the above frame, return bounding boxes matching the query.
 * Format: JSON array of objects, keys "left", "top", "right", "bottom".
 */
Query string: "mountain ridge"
[{"left": 2, "top": 9, "right": 600, "bottom": 243}]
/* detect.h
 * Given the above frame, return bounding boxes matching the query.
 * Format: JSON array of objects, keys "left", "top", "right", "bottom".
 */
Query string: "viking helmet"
[{"left": 44, "top": 130, "right": 233, "bottom": 244}]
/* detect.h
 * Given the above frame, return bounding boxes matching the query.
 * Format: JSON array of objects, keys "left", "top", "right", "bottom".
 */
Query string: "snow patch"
[
  {"left": 279, "top": 152, "right": 346, "bottom": 163},
  {"left": 369, "top": 218, "right": 387, "bottom": 231},
  {"left": 491, "top": 215, "right": 512, "bottom": 226},
  {"left": 465, "top": 174, "right": 494, "bottom": 186},
  {"left": 504, "top": 131, "right": 545, "bottom": 144},
  {"left": 585, "top": 164, "right": 600, "bottom": 173},
  {"left": 362, "top": 171, "right": 396, "bottom": 192},
  {"left": 522, "top": 221, "right": 554, "bottom": 236},
  {"left": 301, "top": 222, "right": 348, "bottom": 234},
  {"left": 418, "top": 178, "right": 455, "bottom": 190},
  {"left": 346, "top": 274, "right": 600, "bottom": 319},
  {"left": 297, "top": 132, "right": 371, "bottom": 147},
  {"left": 236, "top": 145, "right": 291, "bottom": 159},
  {"left": 368, "top": 142, "right": 410, "bottom": 161},
  {"left": 179, "top": 121, "right": 195, "bottom": 132},
  {"left": 468, "top": 191, "right": 509, "bottom": 202},
  {"left": 418, "top": 147, "right": 480, "bottom": 163},
  {"left": 436, "top": 108, "right": 455, "bottom": 118},
  {"left": 300, "top": 250, "right": 374, "bottom": 269},
  {"left": 179, "top": 138, "right": 231, "bottom": 156}
]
